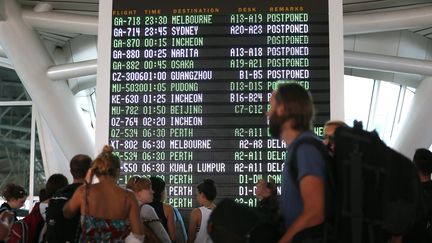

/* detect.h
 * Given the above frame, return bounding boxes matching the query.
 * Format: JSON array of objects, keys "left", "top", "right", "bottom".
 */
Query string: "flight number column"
[{"left": 110, "top": 14, "right": 169, "bottom": 185}]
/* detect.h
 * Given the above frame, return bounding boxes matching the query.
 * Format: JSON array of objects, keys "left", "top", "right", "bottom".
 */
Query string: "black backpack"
[
  {"left": 421, "top": 184, "right": 432, "bottom": 241},
  {"left": 44, "top": 183, "right": 81, "bottom": 242},
  {"left": 208, "top": 199, "right": 282, "bottom": 243},
  {"left": 334, "top": 121, "right": 422, "bottom": 242},
  {"left": 403, "top": 181, "right": 432, "bottom": 243},
  {"left": 290, "top": 121, "right": 423, "bottom": 243}
]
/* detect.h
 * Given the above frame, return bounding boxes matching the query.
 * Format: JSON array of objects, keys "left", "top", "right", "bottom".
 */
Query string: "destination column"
[{"left": 167, "top": 13, "right": 215, "bottom": 208}]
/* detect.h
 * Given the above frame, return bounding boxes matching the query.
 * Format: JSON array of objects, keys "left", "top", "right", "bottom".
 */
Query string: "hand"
[
  {"left": 85, "top": 168, "right": 94, "bottom": 184},
  {"left": 0, "top": 211, "right": 14, "bottom": 227},
  {"left": 0, "top": 211, "right": 13, "bottom": 240}
]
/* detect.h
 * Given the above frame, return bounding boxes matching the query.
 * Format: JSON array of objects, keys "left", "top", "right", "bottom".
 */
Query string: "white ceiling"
[{"left": 16, "top": 0, "right": 432, "bottom": 43}]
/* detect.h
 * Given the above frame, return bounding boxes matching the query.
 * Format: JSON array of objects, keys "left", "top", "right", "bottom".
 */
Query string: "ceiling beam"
[
  {"left": 345, "top": 50, "right": 432, "bottom": 76},
  {"left": 22, "top": 8, "right": 97, "bottom": 35},
  {"left": 345, "top": 5, "right": 432, "bottom": 35},
  {"left": 47, "top": 59, "right": 96, "bottom": 80}
]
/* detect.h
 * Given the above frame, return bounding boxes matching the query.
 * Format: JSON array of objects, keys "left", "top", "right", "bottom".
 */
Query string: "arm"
[
  {"left": 127, "top": 191, "right": 145, "bottom": 237},
  {"left": 278, "top": 175, "right": 325, "bottom": 243},
  {"left": 143, "top": 206, "right": 171, "bottom": 243},
  {"left": 63, "top": 185, "right": 84, "bottom": 218},
  {"left": 0, "top": 211, "right": 13, "bottom": 240},
  {"left": 163, "top": 203, "right": 176, "bottom": 241},
  {"left": 187, "top": 208, "right": 200, "bottom": 243},
  {"left": 0, "top": 223, "right": 8, "bottom": 241}
]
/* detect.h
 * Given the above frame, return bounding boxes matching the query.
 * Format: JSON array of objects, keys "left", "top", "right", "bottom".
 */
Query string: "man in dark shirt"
[
  {"left": 267, "top": 83, "right": 330, "bottom": 243},
  {"left": 44, "top": 154, "right": 91, "bottom": 242}
]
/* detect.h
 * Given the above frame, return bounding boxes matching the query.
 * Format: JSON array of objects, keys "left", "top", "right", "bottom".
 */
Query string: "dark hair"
[
  {"left": 197, "top": 179, "right": 217, "bottom": 201},
  {"left": 274, "top": 83, "right": 315, "bottom": 131},
  {"left": 45, "top": 174, "right": 69, "bottom": 199},
  {"left": 413, "top": 148, "right": 432, "bottom": 175},
  {"left": 39, "top": 188, "right": 48, "bottom": 202},
  {"left": 92, "top": 145, "right": 120, "bottom": 178},
  {"left": 70, "top": 154, "right": 92, "bottom": 179},
  {"left": 324, "top": 120, "right": 347, "bottom": 128},
  {"left": 150, "top": 176, "right": 165, "bottom": 202},
  {"left": 2, "top": 183, "right": 27, "bottom": 201}
]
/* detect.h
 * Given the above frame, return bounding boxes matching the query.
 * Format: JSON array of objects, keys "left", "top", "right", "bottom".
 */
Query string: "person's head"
[
  {"left": 91, "top": 145, "right": 120, "bottom": 179},
  {"left": 2, "top": 184, "right": 28, "bottom": 209},
  {"left": 38, "top": 188, "right": 48, "bottom": 202},
  {"left": 413, "top": 148, "right": 432, "bottom": 178},
  {"left": 70, "top": 154, "right": 92, "bottom": 180},
  {"left": 267, "top": 83, "right": 314, "bottom": 139},
  {"left": 149, "top": 176, "right": 166, "bottom": 202},
  {"left": 126, "top": 176, "right": 153, "bottom": 204},
  {"left": 255, "top": 178, "right": 277, "bottom": 201},
  {"left": 324, "top": 120, "right": 347, "bottom": 154},
  {"left": 197, "top": 179, "right": 217, "bottom": 204},
  {"left": 45, "top": 174, "right": 69, "bottom": 199}
]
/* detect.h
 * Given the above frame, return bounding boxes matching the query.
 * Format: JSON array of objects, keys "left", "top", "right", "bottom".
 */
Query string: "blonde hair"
[
  {"left": 126, "top": 176, "right": 151, "bottom": 192},
  {"left": 91, "top": 145, "right": 120, "bottom": 178}
]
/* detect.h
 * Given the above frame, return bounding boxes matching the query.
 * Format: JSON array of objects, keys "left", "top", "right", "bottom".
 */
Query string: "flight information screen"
[{"left": 108, "top": 0, "right": 330, "bottom": 209}]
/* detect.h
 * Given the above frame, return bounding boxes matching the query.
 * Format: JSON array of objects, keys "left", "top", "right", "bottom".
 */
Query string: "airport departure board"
[{"left": 108, "top": 0, "right": 330, "bottom": 209}]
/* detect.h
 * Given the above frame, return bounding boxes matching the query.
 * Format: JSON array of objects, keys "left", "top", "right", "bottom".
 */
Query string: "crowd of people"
[
  {"left": 0, "top": 83, "right": 431, "bottom": 243},
  {"left": 0, "top": 145, "right": 216, "bottom": 243}
]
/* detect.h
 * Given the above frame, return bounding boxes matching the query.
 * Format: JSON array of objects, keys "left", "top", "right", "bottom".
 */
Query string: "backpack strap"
[
  {"left": 0, "top": 206, "right": 10, "bottom": 213},
  {"left": 84, "top": 184, "right": 90, "bottom": 216},
  {"left": 288, "top": 137, "right": 335, "bottom": 242},
  {"left": 21, "top": 221, "right": 28, "bottom": 243},
  {"left": 122, "top": 189, "right": 130, "bottom": 218},
  {"left": 289, "top": 137, "right": 333, "bottom": 189},
  {"left": 10, "top": 221, "right": 27, "bottom": 243}
]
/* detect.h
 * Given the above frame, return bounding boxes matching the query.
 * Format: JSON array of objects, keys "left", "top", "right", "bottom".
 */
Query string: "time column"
[
  {"left": 109, "top": 13, "right": 169, "bottom": 185},
  {"left": 139, "top": 14, "right": 170, "bottom": 176}
]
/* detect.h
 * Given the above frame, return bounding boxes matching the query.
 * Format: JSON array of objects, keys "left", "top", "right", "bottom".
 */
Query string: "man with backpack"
[
  {"left": 267, "top": 83, "right": 331, "bottom": 243},
  {"left": 402, "top": 148, "right": 432, "bottom": 243},
  {"left": 44, "top": 154, "right": 91, "bottom": 242}
]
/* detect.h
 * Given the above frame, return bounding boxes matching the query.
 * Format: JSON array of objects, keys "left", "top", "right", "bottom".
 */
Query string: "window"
[
  {"left": 344, "top": 75, "right": 374, "bottom": 127},
  {"left": 75, "top": 88, "right": 97, "bottom": 130},
  {"left": 368, "top": 81, "right": 401, "bottom": 143},
  {"left": 344, "top": 75, "right": 415, "bottom": 145},
  {"left": 0, "top": 67, "right": 44, "bottom": 204}
]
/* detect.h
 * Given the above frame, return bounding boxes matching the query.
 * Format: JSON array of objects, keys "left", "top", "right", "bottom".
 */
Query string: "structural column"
[
  {"left": 393, "top": 76, "right": 432, "bottom": 158},
  {"left": 0, "top": 0, "right": 94, "bottom": 168}
]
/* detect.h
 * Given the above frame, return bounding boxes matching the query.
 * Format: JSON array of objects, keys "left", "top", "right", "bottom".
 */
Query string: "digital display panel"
[{"left": 107, "top": 0, "right": 331, "bottom": 210}]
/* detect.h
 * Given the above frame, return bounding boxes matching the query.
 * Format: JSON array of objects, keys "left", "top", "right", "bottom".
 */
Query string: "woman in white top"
[
  {"left": 126, "top": 176, "right": 171, "bottom": 243},
  {"left": 187, "top": 179, "right": 217, "bottom": 243}
]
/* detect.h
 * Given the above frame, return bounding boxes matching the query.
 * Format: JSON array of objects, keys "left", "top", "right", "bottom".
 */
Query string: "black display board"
[{"left": 108, "top": 0, "right": 330, "bottom": 209}]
